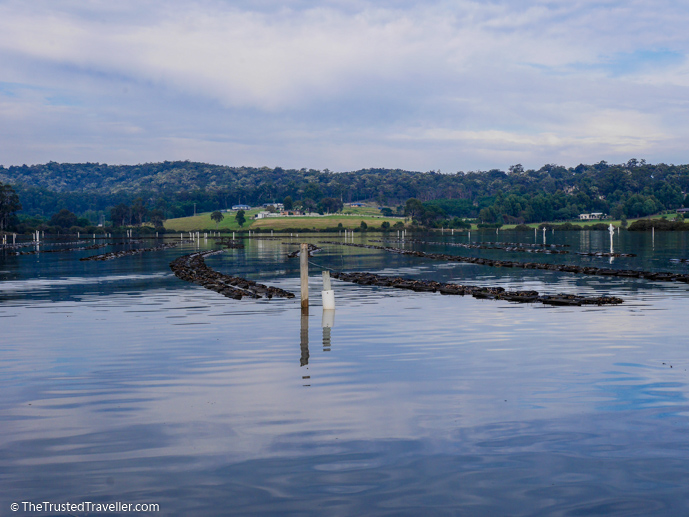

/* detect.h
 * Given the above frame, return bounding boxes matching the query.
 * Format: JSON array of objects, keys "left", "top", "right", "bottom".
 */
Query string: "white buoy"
[{"left": 322, "top": 271, "right": 335, "bottom": 309}]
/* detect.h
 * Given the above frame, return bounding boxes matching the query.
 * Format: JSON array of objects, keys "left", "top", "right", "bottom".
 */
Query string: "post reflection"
[
  {"left": 322, "top": 309, "right": 335, "bottom": 352},
  {"left": 300, "top": 310, "right": 309, "bottom": 367}
]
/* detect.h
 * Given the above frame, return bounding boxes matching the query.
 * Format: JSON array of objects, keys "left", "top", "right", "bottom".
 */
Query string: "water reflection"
[
  {"left": 3, "top": 232, "right": 689, "bottom": 515},
  {"left": 322, "top": 309, "right": 335, "bottom": 352},
  {"left": 300, "top": 311, "right": 309, "bottom": 367}
]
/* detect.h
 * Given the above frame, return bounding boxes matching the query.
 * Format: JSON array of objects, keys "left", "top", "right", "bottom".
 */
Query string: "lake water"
[{"left": 2, "top": 231, "right": 689, "bottom": 516}]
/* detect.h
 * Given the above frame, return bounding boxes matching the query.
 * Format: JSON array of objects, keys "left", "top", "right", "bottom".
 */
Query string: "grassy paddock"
[
  {"left": 251, "top": 215, "right": 399, "bottom": 230},
  {"left": 467, "top": 216, "right": 669, "bottom": 231},
  {"left": 164, "top": 210, "right": 260, "bottom": 231},
  {"left": 164, "top": 211, "right": 404, "bottom": 231},
  {"left": 340, "top": 206, "right": 383, "bottom": 216}
]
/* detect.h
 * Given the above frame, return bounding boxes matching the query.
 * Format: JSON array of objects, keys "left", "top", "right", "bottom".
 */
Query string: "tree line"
[{"left": 1, "top": 159, "right": 689, "bottom": 228}]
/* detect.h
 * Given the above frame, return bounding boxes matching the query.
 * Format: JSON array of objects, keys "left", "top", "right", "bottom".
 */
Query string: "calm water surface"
[{"left": 2, "top": 231, "right": 689, "bottom": 516}]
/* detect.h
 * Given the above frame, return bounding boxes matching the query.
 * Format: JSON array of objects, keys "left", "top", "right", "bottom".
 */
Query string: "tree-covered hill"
[{"left": 1, "top": 159, "right": 688, "bottom": 223}]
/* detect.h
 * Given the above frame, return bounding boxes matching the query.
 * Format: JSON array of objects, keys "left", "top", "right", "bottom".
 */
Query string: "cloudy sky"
[{"left": 1, "top": 0, "right": 688, "bottom": 172}]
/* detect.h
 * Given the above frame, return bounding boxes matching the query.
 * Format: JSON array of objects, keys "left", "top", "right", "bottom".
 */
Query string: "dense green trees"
[
  {"left": 2, "top": 159, "right": 689, "bottom": 226},
  {"left": 318, "top": 197, "right": 343, "bottom": 214},
  {"left": 50, "top": 209, "right": 78, "bottom": 228},
  {"left": 110, "top": 203, "right": 131, "bottom": 227},
  {"left": 0, "top": 182, "right": 21, "bottom": 231}
]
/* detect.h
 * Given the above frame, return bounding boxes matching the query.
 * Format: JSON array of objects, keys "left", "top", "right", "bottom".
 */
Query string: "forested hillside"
[{"left": 1, "top": 159, "right": 688, "bottom": 223}]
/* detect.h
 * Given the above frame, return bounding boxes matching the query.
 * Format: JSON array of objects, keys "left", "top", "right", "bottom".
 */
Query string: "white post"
[
  {"left": 322, "top": 270, "right": 335, "bottom": 310},
  {"left": 542, "top": 227, "right": 546, "bottom": 244}
]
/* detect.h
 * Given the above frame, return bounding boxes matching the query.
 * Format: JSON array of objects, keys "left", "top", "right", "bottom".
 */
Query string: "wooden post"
[{"left": 300, "top": 243, "right": 309, "bottom": 310}]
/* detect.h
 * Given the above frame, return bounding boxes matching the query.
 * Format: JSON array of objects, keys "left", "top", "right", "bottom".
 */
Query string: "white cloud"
[{"left": 0, "top": 0, "right": 688, "bottom": 169}]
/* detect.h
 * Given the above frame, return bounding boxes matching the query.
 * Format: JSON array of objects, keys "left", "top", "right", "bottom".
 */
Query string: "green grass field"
[
  {"left": 340, "top": 206, "right": 384, "bottom": 216},
  {"left": 251, "top": 214, "right": 400, "bottom": 230},
  {"left": 164, "top": 210, "right": 260, "bottom": 231},
  {"left": 164, "top": 210, "right": 406, "bottom": 231},
  {"left": 165, "top": 209, "right": 679, "bottom": 233}
]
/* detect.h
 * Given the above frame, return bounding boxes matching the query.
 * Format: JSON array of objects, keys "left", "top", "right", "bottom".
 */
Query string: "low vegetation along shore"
[{"left": 158, "top": 210, "right": 685, "bottom": 234}]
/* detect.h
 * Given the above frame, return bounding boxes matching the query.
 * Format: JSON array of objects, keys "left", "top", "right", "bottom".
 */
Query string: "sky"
[{"left": 0, "top": 0, "right": 688, "bottom": 172}]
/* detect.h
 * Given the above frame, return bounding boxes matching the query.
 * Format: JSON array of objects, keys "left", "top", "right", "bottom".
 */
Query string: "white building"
[{"left": 578, "top": 212, "right": 604, "bottom": 220}]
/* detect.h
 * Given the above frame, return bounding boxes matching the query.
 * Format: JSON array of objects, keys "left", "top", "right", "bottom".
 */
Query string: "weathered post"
[{"left": 300, "top": 243, "right": 309, "bottom": 311}]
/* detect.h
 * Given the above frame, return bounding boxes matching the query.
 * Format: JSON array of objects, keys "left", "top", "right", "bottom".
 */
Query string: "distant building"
[
  {"left": 232, "top": 204, "right": 251, "bottom": 210},
  {"left": 676, "top": 208, "right": 689, "bottom": 214},
  {"left": 349, "top": 202, "right": 364, "bottom": 207},
  {"left": 579, "top": 213, "right": 605, "bottom": 220},
  {"left": 255, "top": 211, "right": 271, "bottom": 219}
]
